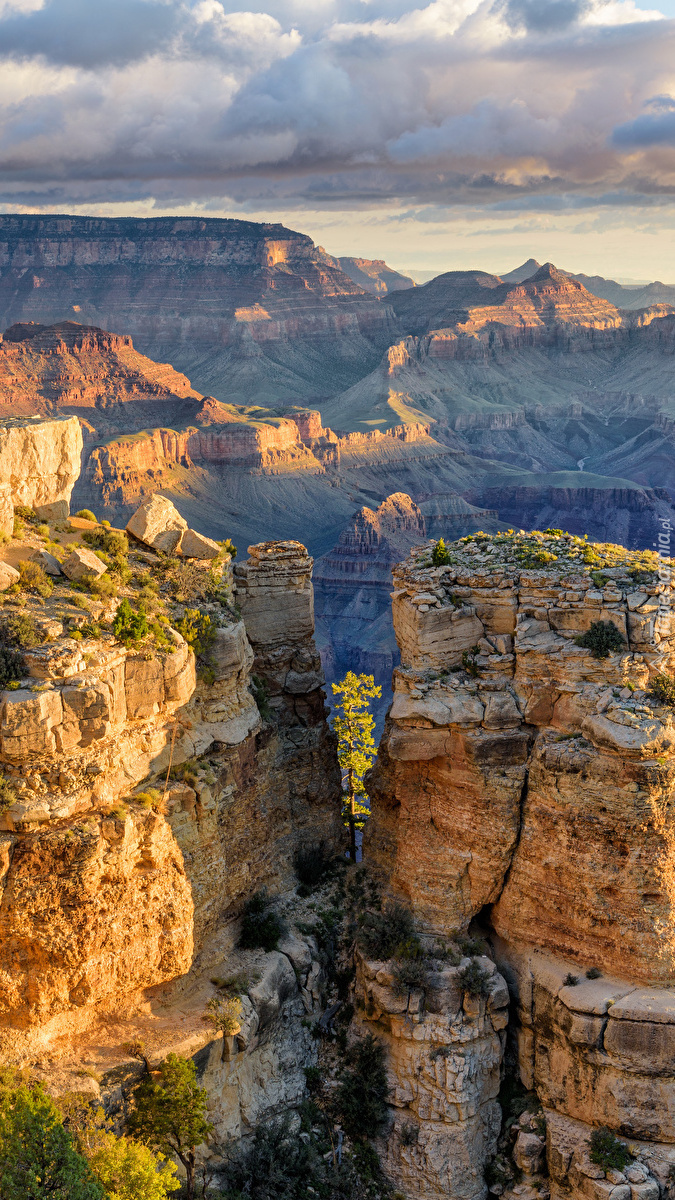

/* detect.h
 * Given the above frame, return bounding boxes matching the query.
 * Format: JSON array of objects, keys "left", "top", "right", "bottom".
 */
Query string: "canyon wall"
[
  {"left": 0, "top": 215, "right": 395, "bottom": 402},
  {"left": 365, "top": 530, "right": 675, "bottom": 1200},
  {"left": 0, "top": 528, "right": 342, "bottom": 1147}
]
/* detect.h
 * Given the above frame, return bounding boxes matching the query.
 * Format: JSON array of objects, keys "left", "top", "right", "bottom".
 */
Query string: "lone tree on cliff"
[
  {"left": 126, "top": 1055, "right": 212, "bottom": 1200},
  {"left": 331, "top": 671, "right": 382, "bottom": 860}
]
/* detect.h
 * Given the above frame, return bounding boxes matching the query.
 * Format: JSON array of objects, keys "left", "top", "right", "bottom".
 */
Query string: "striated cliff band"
[{"left": 365, "top": 527, "right": 675, "bottom": 1200}]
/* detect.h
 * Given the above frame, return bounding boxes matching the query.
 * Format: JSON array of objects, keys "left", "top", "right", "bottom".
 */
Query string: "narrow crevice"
[{"left": 496, "top": 761, "right": 530, "bottom": 904}]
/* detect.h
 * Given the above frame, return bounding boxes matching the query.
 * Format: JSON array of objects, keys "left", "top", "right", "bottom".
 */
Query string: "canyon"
[{"left": 0, "top": 418, "right": 673, "bottom": 1200}]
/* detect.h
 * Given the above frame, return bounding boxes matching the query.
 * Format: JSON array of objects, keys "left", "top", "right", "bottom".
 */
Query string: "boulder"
[
  {"left": 61, "top": 547, "right": 107, "bottom": 582},
  {"left": 0, "top": 562, "right": 20, "bottom": 592},
  {"left": 34, "top": 499, "right": 69, "bottom": 522},
  {"left": 513, "top": 1131, "right": 545, "bottom": 1175},
  {"left": 126, "top": 496, "right": 188, "bottom": 554},
  {"left": 179, "top": 528, "right": 220, "bottom": 559},
  {"left": 248, "top": 951, "right": 297, "bottom": 1029},
  {"left": 31, "top": 548, "right": 62, "bottom": 576}
]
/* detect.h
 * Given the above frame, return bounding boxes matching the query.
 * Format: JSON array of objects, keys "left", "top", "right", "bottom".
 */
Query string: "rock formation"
[
  {"left": 0, "top": 320, "right": 200, "bottom": 424},
  {"left": 0, "top": 415, "right": 83, "bottom": 531},
  {"left": 0, "top": 508, "right": 342, "bottom": 1155},
  {"left": 0, "top": 215, "right": 394, "bottom": 403},
  {"left": 365, "top": 528, "right": 675, "bottom": 1200}
]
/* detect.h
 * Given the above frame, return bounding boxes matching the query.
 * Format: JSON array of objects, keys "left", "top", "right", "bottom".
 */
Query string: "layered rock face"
[
  {"left": 355, "top": 948, "right": 510, "bottom": 1200},
  {"left": 314, "top": 494, "right": 427, "bottom": 686},
  {"left": 0, "top": 215, "right": 393, "bottom": 402},
  {"left": 366, "top": 530, "right": 675, "bottom": 1197},
  {"left": 0, "top": 321, "right": 199, "bottom": 425},
  {"left": 0, "top": 415, "right": 83, "bottom": 531},
  {"left": 0, "top": 538, "right": 341, "bottom": 1067}
]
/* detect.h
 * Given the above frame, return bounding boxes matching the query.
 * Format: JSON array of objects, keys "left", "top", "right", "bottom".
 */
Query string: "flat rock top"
[
  {"left": 609, "top": 989, "right": 675, "bottom": 1024},
  {"left": 558, "top": 978, "right": 636, "bottom": 1016},
  {"left": 395, "top": 529, "right": 669, "bottom": 594}
]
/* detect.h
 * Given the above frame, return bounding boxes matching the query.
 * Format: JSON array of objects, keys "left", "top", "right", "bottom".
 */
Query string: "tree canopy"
[{"left": 331, "top": 671, "right": 382, "bottom": 860}]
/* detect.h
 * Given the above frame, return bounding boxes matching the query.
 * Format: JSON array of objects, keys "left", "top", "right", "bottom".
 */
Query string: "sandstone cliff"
[
  {"left": 365, "top": 529, "right": 675, "bottom": 1200},
  {"left": 0, "top": 518, "right": 342, "bottom": 1159}
]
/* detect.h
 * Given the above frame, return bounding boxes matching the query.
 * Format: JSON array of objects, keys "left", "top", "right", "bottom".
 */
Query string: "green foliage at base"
[
  {"left": 0, "top": 778, "right": 17, "bottom": 814},
  {"left": 0, "top": 647, "right": 25, "bottom": 689},
  {"left": 176, "top": 608, "right": 216, "bottom": 657},
  {"left": 588, "top": 1128, "right": 633, "bottom": 1172},
  {"left": 74, "top": 510, "right": 97, "bottom": 523},
  {"left": 575, "top": 620, "right": 626, "bottom": 659},
  {"left": 239, "top": 890, "right": 284, "bottom": 952},
  {"left": 18, "top": 560, "right": 53, "bottom": 597},
  {"left": 127, "top": 1054, "right": 212, "bottom": 1198},
  {"left": 0, "top": 1081, "right": 104, "bottom": 1200},
  {"left": 0, "top": 612, "right": 44, "bottom": 649},
  {"left": 356, "top": 903, "right": 415, "bottom": 961},
  {"left": 219, "top": 1114, "right": 393, "bottom": 1199}
]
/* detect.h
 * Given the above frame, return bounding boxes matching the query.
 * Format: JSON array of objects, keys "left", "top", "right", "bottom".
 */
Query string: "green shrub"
[
  {"left": 239, "top": 889, "right": 284, "bottom": 952},
  {"left": 74, "top": 509, "right": 97, "bottom": 522},
  {"left": 0, "top": 612, "right": 43, "bottom": 649},
  {"left": 220, "top": 537, "right": 237, "bottom": 559},
  {"left": 13, "top": 505, "right": 40, "bottom": 526},
  {"left": 303, "top": 1066, "right": 322, "bottom": 1095},
  {"left": 335, "top": 1034, "right": 389, "bottom": 1141},
  {"left": 88, "top": 574, "right": 117, "bottom": 600},
  {"left": 392, "top": 944, "right": 429, "bottom": 994},
  {"left": 251, "top": 673, "right": 272, "bottom": 720},
  {"left": 544, "top": 528, "right": 564, "bottom": 536},
  {"left": 563, "top": 973, "right": 579, "bottom": 986},
  {"left": 457, "top": 960, "right": 491, "bottom": 997},
  {"left": 113, "top": 598, "right": 148, "bottom": 645},
  {"left": 357, "top": 903, "right": 415, "bottom": 960},
  {"left": 588, "top": 1128, "right": 633, "bottom": 1172},
  {"left": 18, "top": 559, "right": 53, "bottom": 598},
  {"left": 431, "top": 538, "right": 451, "bottom": 566},
  {"left": 591, "top": 571, "right": 609, "bottom": 588},
  {"left": 586, "top": 967, "right": 602, "bottom": 980},
  {"left": 399, "top": 1123, "right": 419, "bottom": 1146},
  {"left": 176, "top": 608, "right": 216, "bottom": 657},
  {"left": 83, "top": 527, "right": 128, "bottom": 558},
  {"left": 649, "top": 673, "right": 675, "bottom": 707},
  {"left": 628, "top": 565, "right": 656, "bottom": 586},
  {"left": 575, "top": 620, "right": 625, "bottom": 659}
]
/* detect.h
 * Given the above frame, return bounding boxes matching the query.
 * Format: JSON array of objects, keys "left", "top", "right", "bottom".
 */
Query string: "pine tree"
[
  {"left": 0, "top": 1082, "right": 103, "bottom": 1200},
  {"left": 126, "top": 1055, "right": 212, "bottom": 1200},
  {"left": 331, "top": 671, "right": 382, "bottom": 860}
]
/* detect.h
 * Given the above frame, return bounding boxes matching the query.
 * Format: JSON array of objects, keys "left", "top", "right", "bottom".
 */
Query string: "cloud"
[
  {"left": 0, "top": 0, "right": 672, "bottom": 216},
  {"left": 499, "top": 0, "right": 591, "bottom": 33}
]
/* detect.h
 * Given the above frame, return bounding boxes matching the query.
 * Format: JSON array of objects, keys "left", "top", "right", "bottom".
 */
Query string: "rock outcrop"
[
  {"left": 355, "top": 948, "right": 509, "bottom": 1200},
  {"left": 0, "top": 532, "right": 342, "bottom": 1072},
  {"left": 366, "top": 529, "right": 675, "bottom": 1200},
  {"left": 0, "top": 415, "right": 83, "bottom": 531}
]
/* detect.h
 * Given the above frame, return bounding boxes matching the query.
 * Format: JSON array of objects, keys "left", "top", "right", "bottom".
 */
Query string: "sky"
[{"left": 1, "top": 0, "right": 675, "bottom": 279}]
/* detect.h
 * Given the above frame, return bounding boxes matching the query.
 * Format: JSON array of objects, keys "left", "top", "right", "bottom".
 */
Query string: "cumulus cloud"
[{"left": 0, "top": 0, "right": 672, "bottom": 216}]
